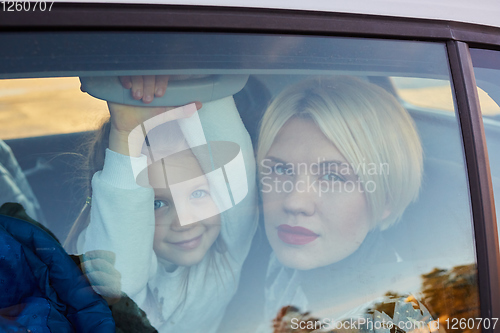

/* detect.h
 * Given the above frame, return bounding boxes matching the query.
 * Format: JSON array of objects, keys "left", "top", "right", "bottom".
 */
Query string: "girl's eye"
[
  {"left": 154, "top": 200, "right": 169, "bottom": 210},
  {"left": 320, "top": 173, "right": 344, "bottom": 182},
  {"left": 190, "top": 190, "right": 207, "bottom": 199}
]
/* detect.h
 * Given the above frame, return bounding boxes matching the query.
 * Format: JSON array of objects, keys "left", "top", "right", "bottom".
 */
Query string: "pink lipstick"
[{"left": 277, "top": 224, "right": 319, "bottom": 245}]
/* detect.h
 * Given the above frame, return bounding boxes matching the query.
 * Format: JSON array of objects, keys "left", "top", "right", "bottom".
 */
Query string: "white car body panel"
[{"left": 59, "top": 0, "right": 500, "bottom": 29}]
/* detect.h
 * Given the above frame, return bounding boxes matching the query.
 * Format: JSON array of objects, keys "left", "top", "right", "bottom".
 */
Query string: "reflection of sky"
[
  {"left": 391, "top": 77, "right": 449, "bottom": 89},
  {"left": 222, "top": 215, "right": 477, "bottom": 333},
  {"left": 304, "top": 230, "right": 476, "bottom": 320},
  {"left": 315, "top": 107, "right": 477, "bottom": 318}
]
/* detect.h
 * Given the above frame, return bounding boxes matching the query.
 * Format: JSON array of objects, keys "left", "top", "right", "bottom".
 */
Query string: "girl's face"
[
  {"left": 261, "top": 117, "right": 371, "bottom": 270},
  {"left": 149, "top": 150, "right": 221, "bottom": 267}
]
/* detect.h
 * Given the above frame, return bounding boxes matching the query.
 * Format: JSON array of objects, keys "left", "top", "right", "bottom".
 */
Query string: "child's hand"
[
  {"left": 111, "top": 75, "right": 176, "bottom": 133},
  {"left": 81, "top": 250, "right": 122, "bottom": 305},
  {"left": 119, "top": 75, "right": 169, "bottom": 104},
  {"left": 108, "top": 75, "right": 202, "bottom": 156}
]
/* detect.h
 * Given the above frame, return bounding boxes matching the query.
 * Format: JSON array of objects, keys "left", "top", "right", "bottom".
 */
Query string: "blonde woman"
[{"left": 256, "top": 76, "right": 424, "bottom": 328}]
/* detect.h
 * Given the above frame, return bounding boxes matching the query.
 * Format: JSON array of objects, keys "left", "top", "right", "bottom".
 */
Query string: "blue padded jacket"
[{"left": 0, "top": 204, "right": 115, "bottom": 333}]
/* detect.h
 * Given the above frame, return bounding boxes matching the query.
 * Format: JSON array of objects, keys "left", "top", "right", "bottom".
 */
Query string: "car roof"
[{"left": 62, "top": 0, "right": 500, "bottom": 29}]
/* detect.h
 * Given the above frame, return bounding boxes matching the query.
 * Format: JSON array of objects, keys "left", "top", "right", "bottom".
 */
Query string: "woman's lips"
[
  {"left": 277, "top": 224, "right": 319, "bottom": 245},
  {"left": 168, "top": 235, "right": 203, "bottom": 250}
]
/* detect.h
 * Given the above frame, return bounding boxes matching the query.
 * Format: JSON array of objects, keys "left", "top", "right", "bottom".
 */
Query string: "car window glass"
[
  {"left": 0, "top": 77, "right": 108, "bottom": 140},
  {"left": 470, "top": 47, "right": 500, "bottom": 241},
  {"left": 391, "top": 76, "right": 500, "bottom": 115},
  {"left": 0, "top": 33, "right": 481, "bottom": 333}
]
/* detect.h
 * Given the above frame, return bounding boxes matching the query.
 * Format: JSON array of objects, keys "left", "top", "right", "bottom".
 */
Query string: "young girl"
[{"left": 65, "top": 76, "right": 259, "bottom": 332}]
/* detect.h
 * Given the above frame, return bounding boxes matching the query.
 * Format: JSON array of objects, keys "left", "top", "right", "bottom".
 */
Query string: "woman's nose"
[{"left": 282, "top": 176, "right": 316, "bottom": 216}]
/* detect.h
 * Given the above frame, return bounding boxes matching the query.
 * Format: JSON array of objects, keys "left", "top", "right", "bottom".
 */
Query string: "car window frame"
[{"left": 1, "top": 3, "right": 500, "bottom": 330}]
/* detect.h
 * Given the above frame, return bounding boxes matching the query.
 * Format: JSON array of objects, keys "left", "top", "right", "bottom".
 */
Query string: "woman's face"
[
  {"left": 149, "top": 150, "right": 221, "bottom": 267},
  {"left": 261, "top": 117, "right": 371, "bottom": 270}
]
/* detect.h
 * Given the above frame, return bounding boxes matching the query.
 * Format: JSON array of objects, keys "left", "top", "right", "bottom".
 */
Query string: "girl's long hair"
[{"left": 64, "top": 118, "right": 111, "bottom": 253}]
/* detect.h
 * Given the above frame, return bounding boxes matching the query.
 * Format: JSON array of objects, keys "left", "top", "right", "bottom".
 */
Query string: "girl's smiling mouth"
[
  {"left": 277, "top": 225, "right": 319, "bottom": 245},
  {"left": 168, "top": 234, "right": 203, "bottom": 250}
]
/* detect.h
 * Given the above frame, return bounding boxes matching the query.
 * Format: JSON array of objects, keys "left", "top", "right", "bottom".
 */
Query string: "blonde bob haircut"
[{"left": 257, "top": 76, "right": 423, "bottom": 230}]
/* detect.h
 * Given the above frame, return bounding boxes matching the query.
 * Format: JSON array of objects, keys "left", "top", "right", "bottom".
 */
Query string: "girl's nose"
[
  {"left": 170, "top": 208, "right": 198, "bottom": 232},
  {"left": 282, "top": 176, "right": 316, "bottom": 216}
]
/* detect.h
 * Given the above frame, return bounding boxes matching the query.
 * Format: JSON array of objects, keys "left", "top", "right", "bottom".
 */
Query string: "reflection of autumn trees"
[
  {"left": 421, "top": 265, "right": 479, "bottom": 321},
  {"left": 272, "top": 264, "right": 480, "bottom": 333},
  {"left": 272, "top": 306, "right": 321, "bottom": 333},
  {"left": 369, "top": 264, "right": 480, "bottom": 333},
  {"left": 421, "top": 264, "right": 480, "bottom": 333}
]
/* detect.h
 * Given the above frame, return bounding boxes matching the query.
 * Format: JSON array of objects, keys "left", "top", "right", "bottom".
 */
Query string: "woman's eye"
[
  {"left": 154, "top": 200, "right": 169, "bottom": 210},
  {"left": 273, "top": 165, "right": 288, "bottom": 175},
  {"left": 190, "top": 190, "right": 207, "bottom": 199},
  {"left": 320, "top": 173, "right": 344, "bottom": 182}
]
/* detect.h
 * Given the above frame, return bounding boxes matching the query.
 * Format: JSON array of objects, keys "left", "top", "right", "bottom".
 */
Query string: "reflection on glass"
[{"left": 271, "top": 264, "right": 479, "bottom": 333}]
